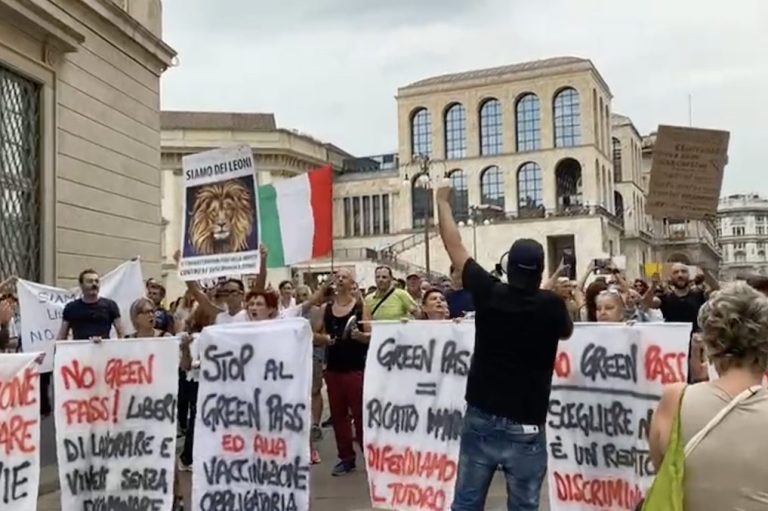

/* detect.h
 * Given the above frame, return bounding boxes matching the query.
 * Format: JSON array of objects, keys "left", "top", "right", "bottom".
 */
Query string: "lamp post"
[
  {"left": 459, "top": 205, "right": 492, "bottom": 260},
  {"left": 404, "top": 154, "right": 441, "bottom": 277}
]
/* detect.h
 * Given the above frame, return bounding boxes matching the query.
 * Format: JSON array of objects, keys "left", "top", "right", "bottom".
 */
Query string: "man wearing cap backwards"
[{"left": 435, "top": 186, "right": 573, "bottom": 510}]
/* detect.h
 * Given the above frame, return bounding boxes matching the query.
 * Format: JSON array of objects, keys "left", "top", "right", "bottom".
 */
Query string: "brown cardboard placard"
[{"left": 646, "top": 125, "right": 729, "bottom": 220}]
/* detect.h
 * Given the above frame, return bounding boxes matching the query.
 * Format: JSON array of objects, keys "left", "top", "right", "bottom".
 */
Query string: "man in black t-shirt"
[
  {"left": 435, "top": 186, "right": 573, "bottom": 510},
  {"left": 57, "top": 269, "right": 124, "bottom": 341},
  {"left": 645, "top": 263, "right": 709, "bottom": 381}
]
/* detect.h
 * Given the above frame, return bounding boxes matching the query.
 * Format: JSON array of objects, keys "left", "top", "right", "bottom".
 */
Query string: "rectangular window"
[
  {"left": 0, "top": 66, "right": 41, "bottom": 281},
  {"left": 734, "top": 226, "right": 745, "bottom": 236},
  {"left": 352, "top": 197, "right": 361, "bottom": 236},
  {"left": 758, "top": 226, "right": 765, "bottom": 235},
  {"left": 382, "top": 194, "right": 390, "bottom": 234},
  {"left": 362, "top": 196, "right": 371, "bottom": 235},
  {"left": 343, "top": 198, "right": 352, "bottom": 237},
  {"left": 372, "top": 195, "right": 381, "bottom": 235}
]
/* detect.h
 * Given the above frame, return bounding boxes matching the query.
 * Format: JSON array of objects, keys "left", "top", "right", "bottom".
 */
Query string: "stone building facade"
[
  {"left": 0, "top": 0, "right": 175, "bottom": 287},
  {"left": 718, "top": 194, "right": 768, "bottom": 280},
  {"left": 334, "top": 57, "right": 628, "bottom": 281}
]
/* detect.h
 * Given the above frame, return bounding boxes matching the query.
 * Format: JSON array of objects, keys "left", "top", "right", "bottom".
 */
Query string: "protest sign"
[
  {"left": 546, "top": 323, "right": 690, "bottom": 511},
  {"left": 646, "top": 125, "right": 730, "bottom": 220},
  {"left": 179, "top": 144, "right": 260, "bottom": 280},
  {"left": 54, "top": 338, "right": 179, "bottom": 511},
  {"left": 364, "top": 321, "right": 475, "bottom": 511},
  {"left": 0, "top": 353, "right": 41, "bottom": 511},
  {"left": 193, "top": 319, "right": 312, "bottom": 511},
  {"left": 16, "top": 259, "right": 144, "bottom": 372}
]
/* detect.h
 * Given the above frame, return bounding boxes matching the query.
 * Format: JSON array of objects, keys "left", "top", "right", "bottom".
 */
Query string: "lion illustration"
[{"left": 188, "top": 179, "right": 254, "bottom": 255}]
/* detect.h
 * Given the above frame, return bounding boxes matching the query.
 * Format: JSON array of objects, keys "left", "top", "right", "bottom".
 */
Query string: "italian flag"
[{"left": 258, "top": 165, "right": 333, "bottom": 267}]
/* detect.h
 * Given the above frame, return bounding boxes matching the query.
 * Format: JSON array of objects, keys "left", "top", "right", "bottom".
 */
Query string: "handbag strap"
[
  {"left": 371, "top": 287, "right": 396, "bottom": 317},
  {"left": 684, "top": 384, "right": 762, "bottom": 457}
]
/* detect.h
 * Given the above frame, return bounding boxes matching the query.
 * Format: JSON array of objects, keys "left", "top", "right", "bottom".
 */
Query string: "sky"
[{"left": 161, "top": 0, "right": 768, "bottom": 195}]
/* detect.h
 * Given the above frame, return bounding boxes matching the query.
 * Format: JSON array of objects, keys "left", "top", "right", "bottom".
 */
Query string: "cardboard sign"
[
  {"left": 53, "top": 338, "right": 179, "bottom": 511},
  {"left": 364, "top": 321, "right": 475, "bottom": 511},
  {"left": 0, "top": 353, "right": 41, "bottom": 511},
  {"left": 16, "top": 259, "right": 144, "bottom": 372},
  {"left": 179, "top": 145, "right": 261, "bottom": 280},
  {"left": 192, "top": 319, "right": 312, "bottom": 511},
  {"left": 646, "top": 125, "right": 729, "bottom": 220},
  {"left": 546, "top": 323, "right": 690, "bottom": 510}
]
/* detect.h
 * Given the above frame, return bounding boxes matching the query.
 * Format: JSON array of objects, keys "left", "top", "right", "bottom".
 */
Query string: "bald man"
[{"left": 644, "top": 263, "right": 709, "bottom": 382}]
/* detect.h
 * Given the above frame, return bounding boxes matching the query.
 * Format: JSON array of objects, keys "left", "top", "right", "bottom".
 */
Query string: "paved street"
[{"left": 36, "top": 424, "right": 550, "bottom": 510}]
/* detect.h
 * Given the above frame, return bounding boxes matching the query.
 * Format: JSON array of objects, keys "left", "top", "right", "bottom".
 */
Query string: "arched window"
[
  {"left": 479, "top": 99, "right": 502, "bottom": 156},
  {"left": 614, "top": 191, "right": 625, "bottom": 227},
  {"left": 448, "top": 169, "right": 469, "bottom": 222},
  {"left": 411, "top": 173, "right": 430, "bottom": 228},
  {"left": 555, "top": 158, "right": 583, "bottom": 212},
  {"left": 480, "top": 166, "right": 504, "bottom": 209},
  {"left": 595, "top": 159, "right": 601, "bottom": 208},
  {"left": 553, "top": 88, "right": 581, "bottom": 147},
  {"left": 517, "top": 162, "right": 544, "bottom": 217},
  {"left": 444, "top": 104, "right": 466, "bottom": 159},
  {"left": 411, "top": 108, "right": 431, "bottom": 158},
  {"left": 598, "top": 97, "right": 604, "bottom": 151},
  {"left": 516, "top": 94, "right": 541, "bottom": 152},
  {"left": 612, "top": 137, "right": 622, "bottom": 182}
]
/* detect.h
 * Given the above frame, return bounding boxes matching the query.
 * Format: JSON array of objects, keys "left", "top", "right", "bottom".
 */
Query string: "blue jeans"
[{"left": 451, "top": 406, "right": 547, "bottom": 511}]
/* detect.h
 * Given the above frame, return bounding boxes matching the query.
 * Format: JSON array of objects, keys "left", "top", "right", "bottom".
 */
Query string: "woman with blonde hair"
[
  {"left": 648, "top": 281, "right": 768, "bottom": 509},
  {"left": 128, "top": 298, "right": 172, "bottom": 338}
]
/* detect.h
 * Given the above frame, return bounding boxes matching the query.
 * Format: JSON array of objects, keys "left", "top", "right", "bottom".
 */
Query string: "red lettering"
[
  {"left": 366, "top": 444, "right": 456, "bottom": 483},
  {"left": 644, "top": 345, "right": 686, "bottom": 383},
  {"left": 62, "top": 397, "right": 110, "bottom": 425},
  {"left": 222, "top": 434, "right": 245, "bottom": 453},
  {"left": 0, "top": 415, "right": 36, "bottom": 455},
  {"left": 0, "top": 366, "right": 38, "bottom": 410},
  {"left": 104, "top": 355, "right": 154, "bottom": 390},
  {"left": 60, "top": 360, "right": 95, "bottom": 390},
  {"left": 252, "top": 434, "right": 287, "bottom": 458},
  {"left": 554, "top": 351, "right": 572, "bottom": 379},
  {"left": 554, "top": 471, "right": 642, "bottom": 510},
  {"left": 370, "top": 482, "right": 387, "bottom": 504},
  {"left": 388, "top": 482, "right": 446, "bottom": 511}
]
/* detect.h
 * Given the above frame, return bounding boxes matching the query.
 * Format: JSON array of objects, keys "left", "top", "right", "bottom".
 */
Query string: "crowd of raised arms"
[{"left": 2, "top": 190, "right": 768, "bottom": 510}]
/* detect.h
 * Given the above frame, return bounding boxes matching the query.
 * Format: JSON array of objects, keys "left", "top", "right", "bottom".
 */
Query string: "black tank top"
[{"left": 324, "top": 300, "right": 367, "bottom": 372}]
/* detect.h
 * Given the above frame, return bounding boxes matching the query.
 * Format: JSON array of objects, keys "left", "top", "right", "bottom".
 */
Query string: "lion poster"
[{"left": 178, "top": 144, "right": 260, "bottom": 280}]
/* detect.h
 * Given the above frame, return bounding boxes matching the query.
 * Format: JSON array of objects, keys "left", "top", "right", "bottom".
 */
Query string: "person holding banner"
[
  {"left": 179, "top": 245, "right": 267, "bottom": 325},
  {"left": 126, "top": 298, "right": 173, "bottom": 338},
  {"left": 420, "top": 287, "right": 451, "bottom": 320},
  {"left": 56, "top": 269, "right": 124, "bottom": 341},
  {"left": 435, "top": 185, "right": 573, "bottom": 511},
  {"left": 648, "top": 282, "right": 768, "bottom": 510}
]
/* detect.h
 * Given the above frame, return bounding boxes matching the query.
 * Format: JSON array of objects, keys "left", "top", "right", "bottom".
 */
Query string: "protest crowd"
[{"left": 2, "top": 174, "right": 768, "bottom": 511}]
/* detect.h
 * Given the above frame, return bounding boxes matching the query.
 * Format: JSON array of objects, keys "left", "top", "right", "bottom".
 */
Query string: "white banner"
[
  {"left": 0, "top": 353, "right": 41, "bottom": 511},
  {"left": 54, "top": 338, "right": 179, "bottom": 511},
  {"left": 364, "top": 321, "right": 475, "bottom": 511},
  {"left": 179, "top": 144, "right": 261, "bottom": 280},
  {"left": 193, "top": 319, "right": 312, "bottom": 511},
  {"left": 16, "top": 259, "right": 144, "bottom": 372},
  {"left": 546, "top": 323, "right": 690, "bottom": 511}
]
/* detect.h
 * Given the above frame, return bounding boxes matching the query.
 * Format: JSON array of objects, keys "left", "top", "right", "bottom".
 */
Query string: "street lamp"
[
  {"left": 459, "top": 205, "right": 492, "bottom": 260},
  {"left": 402, "top": 154, "right": 446, "bottom": 277}
]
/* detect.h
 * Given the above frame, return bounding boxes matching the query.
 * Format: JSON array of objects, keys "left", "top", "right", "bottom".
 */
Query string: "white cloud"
[{"left": 161, "top": 0, "right": 768, "bottom": 194}]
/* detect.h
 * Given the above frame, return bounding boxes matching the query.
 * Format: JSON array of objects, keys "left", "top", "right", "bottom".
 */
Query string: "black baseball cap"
[{"left": 506, "top": 239, "right": 544, "bottom": 290}]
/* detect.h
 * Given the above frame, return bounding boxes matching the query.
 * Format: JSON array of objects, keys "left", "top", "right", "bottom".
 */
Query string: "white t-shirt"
[
  {"left": 279, "top": 304, "right": 304, "bottom": 319},
  {"left": 215, "top": 309, "right": 249, "bottom": 325},
  {"left": 278, "top": 297, "right": 296, "bottom": 313}
]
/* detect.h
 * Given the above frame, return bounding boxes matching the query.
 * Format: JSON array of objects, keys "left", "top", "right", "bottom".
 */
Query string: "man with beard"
[
  {"left": 644, "top": 263, "right": 709, "bottom": 381},
  {"left": 435, "top": 185, "right": 573, "bottom": 510},
  {"left": 57, "top": 269, "right": 124, "bottom": 341}
]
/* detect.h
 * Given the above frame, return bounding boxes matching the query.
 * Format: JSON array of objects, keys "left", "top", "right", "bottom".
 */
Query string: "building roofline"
[
  {"left": 161, "top": 111, "right": 277, "bottom": 131},
  {"left": 397, "top": 56, "right": 612, "bottom": 98}
]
